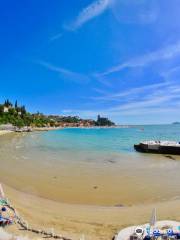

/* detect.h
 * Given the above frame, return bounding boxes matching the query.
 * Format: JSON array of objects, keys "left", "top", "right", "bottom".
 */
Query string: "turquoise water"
[
  {"left": 1, "top": 124, "right": 180, "bottom": 205},
  {"left": 34, "top": 124, "right": 180, "bottom": 153}
]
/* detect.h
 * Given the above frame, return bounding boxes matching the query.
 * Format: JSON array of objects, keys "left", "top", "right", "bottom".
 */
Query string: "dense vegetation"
[
  {"left": 0, "top": 100, "right": 49, "bottom": 128},
  {"left": 0, "top": 100, "right": 115, "bottom": 128}
]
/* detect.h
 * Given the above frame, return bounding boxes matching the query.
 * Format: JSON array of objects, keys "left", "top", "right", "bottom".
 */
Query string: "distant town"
[{"left": 0, "top": 99, "right": 115, "bottom": 130}]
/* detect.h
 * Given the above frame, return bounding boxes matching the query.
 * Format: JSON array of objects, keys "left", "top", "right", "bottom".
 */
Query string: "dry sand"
[{"left": 2, "top": 183, "right": 180, "bottom": 240}]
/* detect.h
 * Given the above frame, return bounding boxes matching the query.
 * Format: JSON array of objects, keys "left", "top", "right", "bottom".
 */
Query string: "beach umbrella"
[
  {"left": 80, "top": 234, "right": 85, "bottom": 240},
  {"left": 150, "top": 208, "right": 157, "bottom": 227},
  {"left": 0, "top": 184, "right": 5, "bottom": 199}
]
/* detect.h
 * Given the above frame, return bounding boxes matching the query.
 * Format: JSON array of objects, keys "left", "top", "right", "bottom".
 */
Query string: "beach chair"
[
  {"left": 174, "top": 227, "right": 180, "bottom": 240},
  {"left": 130, "top": 227, "right": 144, "bottom": 240},
  {"left": 167, "top": 229, "right": 174, "bottom": 237},
  {"left": 152, "top": 229, "right": 161, "bottom": 239},
  {"left": 143, "top": 235, "right": 151, "bottom": 240},
  {"left": 161, "top": 235, "right": 168, "bottom": 240},
  {"left": 0, "top": 216, "right": 12, "bottom": 227},
  {"left": 166, "top": 229, "right": 178, "bottom": 240}
]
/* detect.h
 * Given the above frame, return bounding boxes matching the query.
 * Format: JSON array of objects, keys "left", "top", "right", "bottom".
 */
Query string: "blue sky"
[{"left": 1, "top": 0, "right": 180, "bottom": 124}]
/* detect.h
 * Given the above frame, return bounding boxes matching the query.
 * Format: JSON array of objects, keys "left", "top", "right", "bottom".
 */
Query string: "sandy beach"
[
  {"left": 1, "top": 0, "right": 180, "bottom": 238},
  {"left": 0, "top": 130, "right": 13, "bottom": 136},
  {"left": 0, "top": 128, "right": 180, "bottom": 239},
  {"left": 3, "top": 183, "right": 180, "bottom": 240}
]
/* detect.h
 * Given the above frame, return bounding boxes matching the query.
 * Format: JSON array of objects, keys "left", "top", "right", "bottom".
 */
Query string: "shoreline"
[
  {"left": 32, "top": 126, "right": 63, "bottom": 131},
  {"left": 0, "top": 126, "right": 131, "bottom": 135},
  {"left": 0, "top": 124, "right": 175, "bottom": 135},
  {"left": 0, "top": 130, "right": 13, "bottom": 136}
]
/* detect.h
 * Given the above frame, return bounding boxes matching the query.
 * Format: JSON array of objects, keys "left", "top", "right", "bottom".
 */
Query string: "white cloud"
[
  {"left": 37, "top": 61, "right": 90, "bottom": 83},
  {"left": 100, "top": 41, "right": 180, "bottom": 76},
  {"left": 161, "top": 65, "right": 180, "bottom": 78},
  {"left": 111, "top": 94, "right": 180, "bottom": 112},
  {"left": 65, "top": 0, "right": 113, "bottom": 31},
  {"left": 66, "top": 81, "right": 180, "bottom": 122},
  {"left": 111, "top": 0, "right": 158, "bottom": 25},
  {"left": 49, "top": 33, "right": 63, "bottom": 42},
  {"left": 108, "top": 83, "right": 180, "bottom": 112},
  {"left": 91, "top": 81, "right": 171, "bottom": 102},
  {"left": 52, "top": 0, "right": 156, "bottom": 39}
]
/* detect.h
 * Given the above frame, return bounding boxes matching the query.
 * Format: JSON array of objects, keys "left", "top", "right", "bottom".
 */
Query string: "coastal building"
[
  {"left": 3, "top": 107, "right": 9, "bottom": 113},
  {"left": 96, "top": 115, "right": 115, "bottom": 126}
]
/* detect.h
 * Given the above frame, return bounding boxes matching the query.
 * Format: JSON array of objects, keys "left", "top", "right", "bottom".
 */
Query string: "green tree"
[
  {"left": 21, "top": 105, "right": 26, "bottom": 115},
  {"left": 15, "top": 100, "right": 18, "bottom": 109},
  {"left": 4, "top": 99, "right": 12, "bottom": 107},
  {"left": 0, "top": 105, "right": 4, "bottom": 115},
  {"left": 14, "top": 118, "right": 25, "bottom": 128}
]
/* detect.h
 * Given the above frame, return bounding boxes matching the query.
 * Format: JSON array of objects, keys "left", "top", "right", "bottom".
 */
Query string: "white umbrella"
[
  {"left": 0, "top": 184, "right": 5, "bottom": 199},
  {"left": 150, "top": 208, "right": 157, "bottom": 227}
]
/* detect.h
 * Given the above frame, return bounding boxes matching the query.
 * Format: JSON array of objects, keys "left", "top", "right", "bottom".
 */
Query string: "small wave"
[
  {"left": 21, "top": 155, "right": 29, "bottom": 160},
  {"left": 15, "top": 145, "right": 23, "bottom": 149}
]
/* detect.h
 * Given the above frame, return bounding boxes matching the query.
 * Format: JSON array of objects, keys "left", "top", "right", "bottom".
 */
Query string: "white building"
[{"left": 3, "top": 107, "right": 9, "bottom": 113}]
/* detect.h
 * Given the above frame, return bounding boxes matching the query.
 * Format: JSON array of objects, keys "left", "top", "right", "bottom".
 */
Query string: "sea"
[{"left": 0, "top": 124, "right": 180, "bottom": 206}]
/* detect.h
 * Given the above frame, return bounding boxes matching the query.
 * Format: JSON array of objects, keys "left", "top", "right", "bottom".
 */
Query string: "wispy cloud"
[
  {"left": 66, "top": 80, "right": 180, "bottom": 121},
  {"left": 111, "top": 92, "right": 180, "bottom": 112},
  {"left": 91, "top": 81, "right": 171, "bottom": 102},
  {"left": 69, "top": 105, "right": 180, "bottom": 119},
  {"left": 50, "top": 0, "right": 113, "bottom": 40},
  {"left": 100, "top": 41, "right": 180, "bottom": 76},
  {"left": 138, "top": 10, "right": 158, "bottom": 24},
  {"left": 161, "top": 65, "right": 180, "bottom": 78},
  {"left": 49, "top": 33, "right": 63, "bottom": 42},
  {"left": 52, "top": 0, "right": 155, "bottom": 39},
  {"left": 65, "top": 0, "right": 113, "bottom": 31},
  {"left": 112, "top": 0, "right": 158, "bottom": 25},
  {"left": 113, "top": 83, "right": 180, "bottom": 113},
  {"left": 37, "top": 61, "right": 90, "bottom": 83}
]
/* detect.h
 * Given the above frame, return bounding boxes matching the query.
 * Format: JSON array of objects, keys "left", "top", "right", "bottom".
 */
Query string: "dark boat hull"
[{"left": 134, "top": 144, "right": 180, "bottom": 155}]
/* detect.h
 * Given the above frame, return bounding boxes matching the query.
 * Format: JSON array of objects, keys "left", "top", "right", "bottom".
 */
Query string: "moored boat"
[{"left": 134, "top": 141, "right": 180, "bottom": 155}]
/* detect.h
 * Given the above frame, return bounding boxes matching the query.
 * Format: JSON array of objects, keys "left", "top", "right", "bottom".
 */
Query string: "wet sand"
[
  {"left": 0, "top": 130, "right": 13, "bottom": 136},
  {"left": 2, "top": 151, "right": 180, "bottom": 206}
]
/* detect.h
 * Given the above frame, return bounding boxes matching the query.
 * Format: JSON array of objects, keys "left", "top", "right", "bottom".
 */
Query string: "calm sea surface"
[
  {"left": 32, "top": 124, "right": 180, "bottom": 153},
  {"left": 0, "top": 124, "right": 180, "bottom": 206}
]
